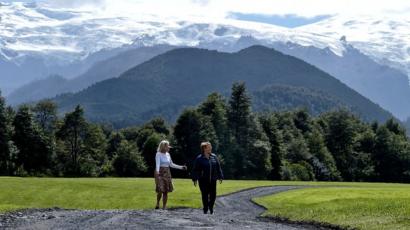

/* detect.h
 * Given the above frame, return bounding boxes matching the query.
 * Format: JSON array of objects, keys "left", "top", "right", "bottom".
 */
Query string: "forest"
[{"left": 1, "top": 82, "right": 409, "bottom": 182}]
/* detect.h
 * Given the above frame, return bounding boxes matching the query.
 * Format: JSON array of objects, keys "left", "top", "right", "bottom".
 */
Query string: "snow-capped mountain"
[
  {"left": 299, "top": 15, "right": 410, "bottom": 79},
  {"left": 1, "top": 1, "right": 409, "bottom": 75},
  {"left": 1, "top": 1, "right": 410, "bottom": 119}
]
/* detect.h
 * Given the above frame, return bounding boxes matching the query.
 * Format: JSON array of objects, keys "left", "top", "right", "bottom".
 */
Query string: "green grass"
[
  {"left": 1, "top": 177, "right": 409, "bottom": 229},
  {"left": 0, "top": 177, "right": 283, "bottom": 213},
  {"left": 254, "top": 185, "right": 410, "bottom": 230}
]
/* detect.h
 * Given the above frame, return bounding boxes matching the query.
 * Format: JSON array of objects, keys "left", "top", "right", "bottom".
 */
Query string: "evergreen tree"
[
  {"left": 56, "top": 105, "right": 88, "bottom": 175},
  {"left": 321, "top": 110, "right": 359, "bottom": 181},
  {"left": 228, "top": 82, "right": 252, "bottom": 144},
  {"left": 227, "top": 83, "right": 272, "bottom": 179},
  {"left": 259, "top": 113, "right": 284, "bottom": 180},
  {"left": 227, "top": 82, "right": 253, "bottom": 178},
  {"left": 353, "top": 128, "right": 376, "bottom": 181},
  {"left": 246, "top": 117, "right": 272, "bottom": 179},
  {"left": 5, "top": 106, "right": 18, "bottom": 175},
  {"left": 173, "top": 108, "right": 216, "bottom": 167},
  {"left": 13, "top": 105, "right": 51, "bottom": 174},
  {"left": 198, "top": 93, "right": 229, "bottom": 151},
  {"left": 0, "top": 92, "right": 11, "bottom": 175},
  {"left": 374, "top": 125, "right": 410, "bottom": 182}
]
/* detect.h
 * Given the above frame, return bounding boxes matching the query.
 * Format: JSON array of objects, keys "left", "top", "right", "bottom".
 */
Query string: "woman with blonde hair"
[{"left": 154, "top": 140, "right": 186, "bottom": 209}]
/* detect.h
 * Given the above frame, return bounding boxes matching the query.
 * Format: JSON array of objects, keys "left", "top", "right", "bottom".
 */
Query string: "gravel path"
[{"left": 0, "top": 186, "right": 328, "bottom": 230}]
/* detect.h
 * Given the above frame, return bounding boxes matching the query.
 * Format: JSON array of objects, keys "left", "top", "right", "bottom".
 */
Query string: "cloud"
[
  {"left": 212, "top": 0, "right": 410, "bottom": 18},
  {"left": 43, "top": 0, "right": 106, "bottom": 9},
  {"left": 191, "top": 0, "right": 210, "bottom": 6},
  {"left": 37, "top": 0, "right": 410, "bottom": 20}
]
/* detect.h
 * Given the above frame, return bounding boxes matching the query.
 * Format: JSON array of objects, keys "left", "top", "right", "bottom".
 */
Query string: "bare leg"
[
  {"left": 162, "top": 192, "right": 168, "bottom": 209},
  {"left": 156, "top": 193, "right": 161, "bottom": 208}
]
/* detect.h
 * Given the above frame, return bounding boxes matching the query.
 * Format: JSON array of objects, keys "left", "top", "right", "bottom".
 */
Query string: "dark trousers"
[{"left": 198, "top": 179, "right": 217, "bottom": 213}]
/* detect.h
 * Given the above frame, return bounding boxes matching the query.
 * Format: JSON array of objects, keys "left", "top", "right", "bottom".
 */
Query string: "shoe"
[
  {"left": 155, "top": 205, "right": 159, "bottom": 209},
  {"left": 203, "top": 209, "right": 208, "bottom": 214},
  {"left": 209, "top": 208, "right": 213, "bottom": 214}
]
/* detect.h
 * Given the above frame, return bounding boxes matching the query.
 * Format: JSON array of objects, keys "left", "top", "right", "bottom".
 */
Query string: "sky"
[{"left": 2, "top": 0, "right": 410, "bottom": 27}]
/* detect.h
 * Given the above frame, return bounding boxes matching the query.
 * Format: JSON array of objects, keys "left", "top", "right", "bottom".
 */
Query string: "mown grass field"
[
  {"left": 0, "top": 177, "right": 284, "bottom": 212},
  {"left": 1, "top": 177, "right": 409, "bottom": 230},
  {"left": 254, "top": 184, "right": 410, "bottom": 230}
]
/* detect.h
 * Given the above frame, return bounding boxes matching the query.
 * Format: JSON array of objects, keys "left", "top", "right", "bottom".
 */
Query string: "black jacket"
[{"left": 191, "top": 153, "right": 224, "bottom": 181}]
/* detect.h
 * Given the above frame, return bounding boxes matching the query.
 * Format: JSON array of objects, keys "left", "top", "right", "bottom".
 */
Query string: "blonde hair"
[
  {"left": 200, "top": 141, "right": 211, "bottom": 153},
  {"left": 157, "top": 140, "right": 170, "bottom": 153}
]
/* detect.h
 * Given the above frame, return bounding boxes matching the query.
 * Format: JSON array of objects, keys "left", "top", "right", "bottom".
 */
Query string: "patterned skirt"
[{"left": 155, "top": 167, "right": 174, "bottom": 193}]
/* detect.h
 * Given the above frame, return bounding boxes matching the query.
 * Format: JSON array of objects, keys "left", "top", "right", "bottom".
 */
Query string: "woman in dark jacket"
[{"left": 191, "top": 141, "right": 224, "bottom": 214}]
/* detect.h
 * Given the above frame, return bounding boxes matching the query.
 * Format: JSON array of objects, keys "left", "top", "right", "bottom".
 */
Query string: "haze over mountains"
[{"left": 1, "top": 1, "right": 409, "bottom": 121}]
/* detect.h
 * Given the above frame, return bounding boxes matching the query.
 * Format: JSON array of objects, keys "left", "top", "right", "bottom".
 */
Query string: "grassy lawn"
[
  {"left": 0, "top": 177, "right": 284, "bottom": 213},
  {"left": 254, "top": 185, "right": 410, "bottom": 230},
  {"left": 1, "top": 177, "right": 409, "bottom": 229}
]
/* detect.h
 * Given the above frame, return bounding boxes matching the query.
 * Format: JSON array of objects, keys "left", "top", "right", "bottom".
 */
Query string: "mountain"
[
  {"left": 54, "top": 46, "right": 393, "bottom": 126},
  {"left": 252, "top": 84, "right": 347, "bottom": 115},
  {"left": 2, "top": 2, "right": 410, "bottom": 121},
  {"left": 298, "top": 15, "right": 410, "bottom": 76},
  {"left": 6, "top": 75, "right": 68, "bottom": 104},
  {"left": 8, "top": 35, "right": 410, "bottom": 121},
  {"left": 270, "top": 41, "right": 410, "bottom": 120},
  {"left": 4, "top": 2, "right": 409, "bottom": 75},
  {"left": 6, "top": 45, "right": 175, "bottom": 105}
]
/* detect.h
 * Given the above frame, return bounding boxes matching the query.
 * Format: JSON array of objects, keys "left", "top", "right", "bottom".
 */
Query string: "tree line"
[{"left": 1, "top": 83, "right": 410, "bottom": 182}]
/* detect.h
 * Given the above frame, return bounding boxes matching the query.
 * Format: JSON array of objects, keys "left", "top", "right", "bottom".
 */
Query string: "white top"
[{"left": 155, "top": 152, "right": 184, "bottom": 173}]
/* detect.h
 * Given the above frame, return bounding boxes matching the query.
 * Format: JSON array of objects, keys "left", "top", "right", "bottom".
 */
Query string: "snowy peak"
[
  {"left": 298, "top": 15, "right": 410, "bottom": 75},
  {"left": 0, "top": 1, "right": 342, "bottom": 63},
  {"left": 0, "top": 2, "right": 409, "bottom": 78}
]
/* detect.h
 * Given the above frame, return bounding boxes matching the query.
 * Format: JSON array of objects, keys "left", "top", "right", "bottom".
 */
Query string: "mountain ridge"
[{"left": 54, "top": 45, "right": 393, "bottom": 126}]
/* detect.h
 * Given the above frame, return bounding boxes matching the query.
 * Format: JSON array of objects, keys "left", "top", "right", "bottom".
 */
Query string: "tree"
[
  {"left": 246, "top": 118, "right": 272, "bottom": 179},
  {"left": 56, "top": 105, "right": 88, "bottom": 175},
  {"left": 293, "top": 109, "right": 312, "bottom": 135},
  {"left": 141, "top": 132, "right": 165, "bottom": 175},
  {"left": 286, "top": 133, "right": 311, "bottom": 164},
  {"left": 227, "top": 83, "right": 272, "bottom": 179},
  {"left": 281, "top": 161, "right": 315, "bottom": 181},
  {"left": 373, "top": 126, "right": 410, "bottom": 182},
  {"left": 306, "top": 128, "right": 341, "bottom": 181},
  {"left": 33, "top": 100, "right": 58, "bottom": 134},
  {"left": 144, "top": 117, "right": 170, "bottom": 136},
  {"left": 259, "top": 113, "right": 284, "bottom": 180},
  {"left": 173, "top": 108, "right": 216, "bottom": 168},
  {"left": 107, "top": 132, "right": 125, "bottom": 159},
  {"left": 81, "top": 124, "right": 108, "bottom": 176},
  {"left": 133, "top": 118, "right": 170, "bottom": 153},
  {"left": 227, "top": 82, "right": 253, "bottom": 178},
  {"left": 320, "top": 110, "right": 360, "bottom": 181},
  {"left": 228, "top": 82, "right": 252, "bottom": 144},
  {"left": 112, "top": 140, "right": 147, "bottom": 176},
  {"left": 0, "top": 92, "right": 11, "bottom": 175},
  {"left": 198, "top": 93, "right": 229, "bottom": 152},
  {"left": 353, "top": 128, "right": 376, "bottom": 181},
  {"left": 13, "top": 105, "right": 51, "bottom": 174},
  {"left": 385, "top": 118, "right": 407, "bottom": 137}
]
